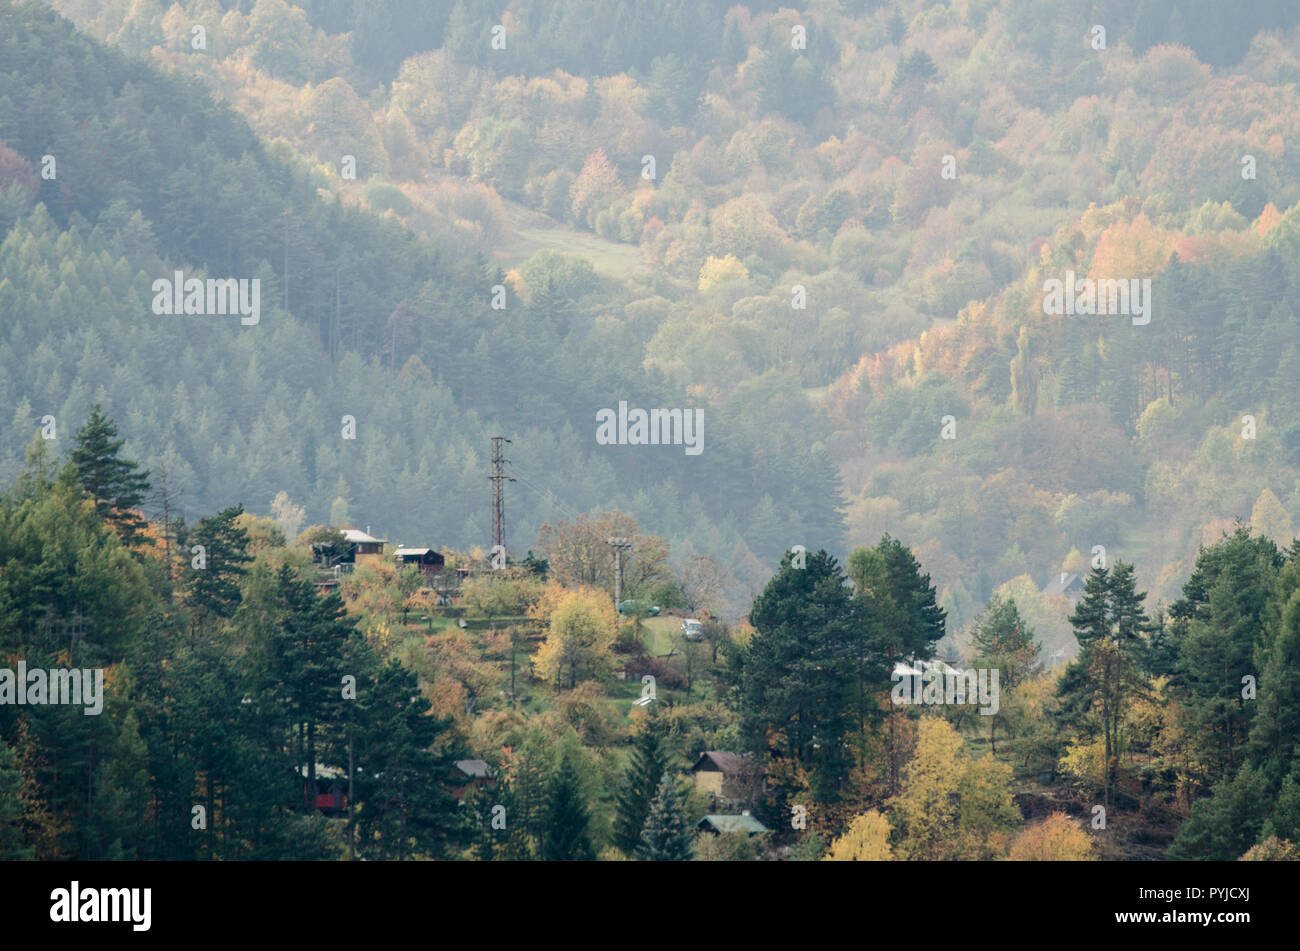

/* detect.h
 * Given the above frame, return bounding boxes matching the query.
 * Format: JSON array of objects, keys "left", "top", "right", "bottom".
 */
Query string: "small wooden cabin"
[
  {"left": 394, "top": 547, "right": 445, "bottom": 576},
  {"left": 342, "top": 528, "right": 386, "bottom": 564},
  {"left": 447, "top": 759, "right": 496, "bottom": 801},
  {"left": 689, "top": 751, "right": 755, "bottom": 801}
]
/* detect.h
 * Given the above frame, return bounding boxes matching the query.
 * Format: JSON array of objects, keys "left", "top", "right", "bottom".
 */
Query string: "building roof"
[
  {"left": 698, "top": 814, "right": 768, "bottom": 835},
  {"left": 690, "top": 751, "right": 751, "bottom": 775},
  {"left": 1043, "top": 572, "right": 1084, "bottom": 595},
  {"left": 341, "top": 528, "right": 386, "bottom": 544},
  {"left": 394, "top": 547, "right": 440, "bottom": 557},
  {"left": 453, "top": 759, "right": 491, "bottom": 779}
]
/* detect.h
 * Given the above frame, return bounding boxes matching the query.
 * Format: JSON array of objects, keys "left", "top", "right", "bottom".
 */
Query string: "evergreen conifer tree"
[
  {"left": 613, "top": 711, "right": 670, "bottom": 855},
  {"left": 635, "top": 772, "right": 694, "bottom": 861},
  {"left": 181, "top": 504, "right": 253, "bottom": 623},
  {"left": 541, "top": 748, "right": 594, "bottom": 861},
  {"left": 70, "top": 405, "right": 151, "bottom": 547}
]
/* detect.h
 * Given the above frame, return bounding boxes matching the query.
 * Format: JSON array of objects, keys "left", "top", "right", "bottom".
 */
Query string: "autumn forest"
[{"left": 1, "top": 0, "right": 1300, "bottom": 867}]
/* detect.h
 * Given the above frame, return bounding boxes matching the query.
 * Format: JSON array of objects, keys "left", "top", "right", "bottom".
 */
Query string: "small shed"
[
  {"left": 697, "top": 813, "right": 768, "bottom": 836},
  {"left": 448, "top": 759, "right": 496, "bottom": 801},
  {"left": 341, "top": 528, "right": 386, "bottom": 563},
  {"left": 394, "top": 547, "right": 445, "bottom": 576},
  {"left": 689, "top": 751, "right": 760, "bottom": 803}
]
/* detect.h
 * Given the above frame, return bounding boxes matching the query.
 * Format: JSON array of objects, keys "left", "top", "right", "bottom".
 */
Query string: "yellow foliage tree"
[
  {"left": 1007, "top": 812, "right": 1094, "bottom": 861},
  {"left": 1061, "top": 546, "right": 1088, "bottom": 577},
  {"left": 1060, "top": 732, "right": 1108, "bottom": 795},
  {"left": 887, "top": 718, "right": 1020, "bottom": 860},
  {"left": 955, "top": 752, "right": 1021, "bottom": 859},
  {"left": 1251, "top": 488, "right": 1294, "bottom": 545},
  {"left": 527, "top": 580, "right": 584, "bottom": 629},
  {"left": 824, "top": 810, "right": 893, "bottom": 861},
  {"left": 698, "top": 254, "right": 749, "bottom": 291},
  {"left": 1240, "top": 836, "right": 1300, "bottom": 861},
  {"left": 532, "top": 588, "right": 618, "bottom": 689},
  {"left": 887, "top": 718, "right": 963, "bottom": 859}
]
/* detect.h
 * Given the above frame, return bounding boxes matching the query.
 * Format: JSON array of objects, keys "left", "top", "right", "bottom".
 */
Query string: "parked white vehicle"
[{"left": 681, "top": 618, "right": 705, "bottom": 641}]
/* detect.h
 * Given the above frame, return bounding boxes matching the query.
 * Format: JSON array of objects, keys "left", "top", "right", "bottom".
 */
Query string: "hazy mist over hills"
[{"left": 2, "top": 0, "right": 1300, "bottom": 873}]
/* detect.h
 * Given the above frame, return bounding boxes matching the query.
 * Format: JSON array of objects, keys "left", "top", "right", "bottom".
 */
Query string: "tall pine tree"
[
  {"left": 541, "top": 747, "right": 594, "bottom": 861},
  {"left": 181, "top": 505, "right": 253, "bottom": 623},
  {"left": 1056, "top": 563, "right": 1152, "bottom": 809},
  {"left": 738, "top": 549, "right": 856, "bottom": 800},
  {"left": 613, "top": 710, "right": 670, "bottom": 855},
  {"left": 635, "top": 773, "right": 694, "bottom": 861},
  {"left": 70, "top": 405, "right": 151, "bottom": 548},
  {"left": 970, "top": 594, "right": 1040, "bottom": 751}
]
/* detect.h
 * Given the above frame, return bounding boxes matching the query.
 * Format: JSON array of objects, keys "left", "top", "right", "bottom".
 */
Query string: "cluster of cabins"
[
  {"left": 685, "top": 751, "right": 771, "bottom": 836},
  {"left": 299, "top": 759, "right": 498, "bottom": 814},
  {"left": 317, "top": 528, "right": 448, "bottom": 575},
  {"left": 313, "top": 527, "right": 476, "bottom": 596},
  {"left": 306, "top": 527, "right": 772, "bottom": 840},
  {"left": 298, "top": 751, "right": 771, "bottom": 838}
]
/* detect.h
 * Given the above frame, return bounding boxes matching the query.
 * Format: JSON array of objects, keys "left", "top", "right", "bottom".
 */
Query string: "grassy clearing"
[
  {"left": 638, "top": 615, "right": 682, "bottom": 657},
  {"left": 498, "top": 226, "right": 647, "bottom": 278},
  {"left": 488, "top": 190, "right": 648, "bottom": 277}
]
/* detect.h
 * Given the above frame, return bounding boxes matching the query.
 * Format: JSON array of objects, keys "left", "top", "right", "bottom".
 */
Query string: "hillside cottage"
[{"left": 394, "top": 546, "right": 445, "bottom": 576}]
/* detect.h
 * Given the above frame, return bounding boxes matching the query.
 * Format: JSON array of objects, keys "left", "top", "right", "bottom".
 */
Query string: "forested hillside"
[
  {"left": 15, "top": 0, "right": 1300, "bottom": 636},
  {"left": 1, "top": 0, "right": 845, "bottom": 621},
  {"left": 2, "top": 0, "right": 1300, "bottom": 866}
]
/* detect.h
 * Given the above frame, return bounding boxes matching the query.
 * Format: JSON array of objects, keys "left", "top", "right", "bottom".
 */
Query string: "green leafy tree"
[
  {"left": 352, "top": 657, "right": 470, "bottom": 860},
  {"left": 494, "top": 736, "right": 553, "bottom": 860},
  {"left": 891, "top": 49, "right": 938, "bottom": 105},
  {"left": 247, "top": 564, "right": 358, "bottom": 821},
  {"left": 1263, "top": 772, "right": 1300, "bottom": 843},
  {"left": 971, "top": 595, "right": 1040, "bottom": 688},
  {"left": 1248, "top": 555, "right": 1300, "bottom": 783}
]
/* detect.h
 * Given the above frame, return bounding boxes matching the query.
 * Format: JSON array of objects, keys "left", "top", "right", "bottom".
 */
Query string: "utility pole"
[
  {"left": 607, "top": 537, "right": 632, "bottom": 604},
  {"left": 489, "top": 437, "right": 514, "bottom": 559}
]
